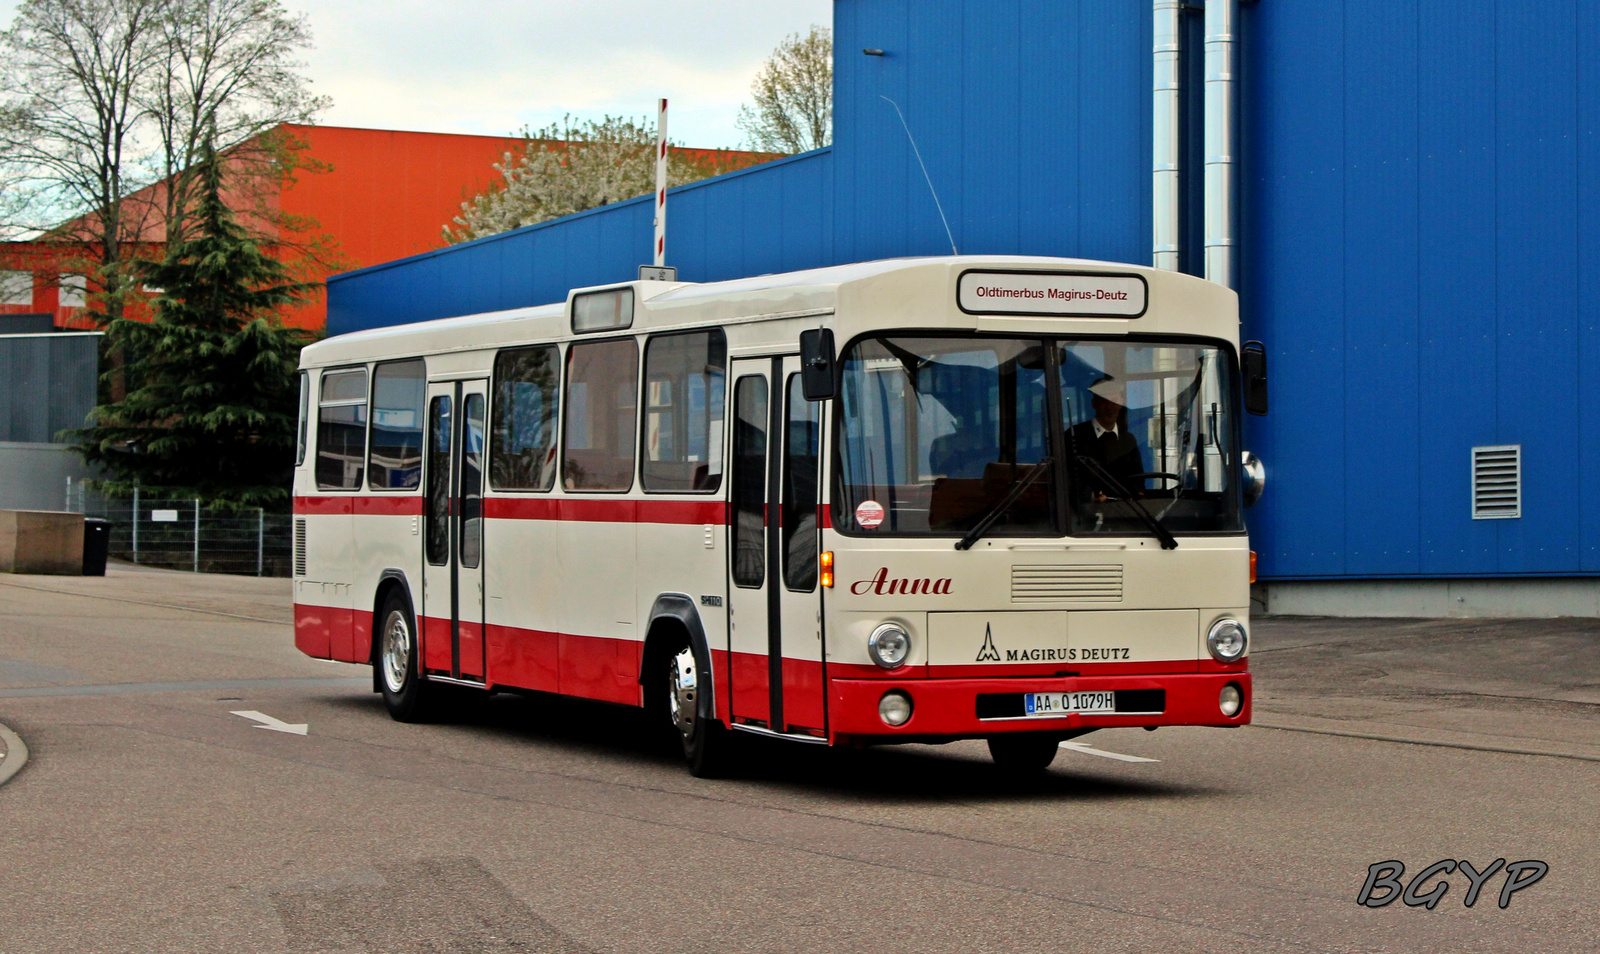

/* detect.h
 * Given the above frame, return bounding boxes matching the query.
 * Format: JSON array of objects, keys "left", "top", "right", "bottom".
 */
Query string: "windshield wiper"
[
  {"left": 955, "top": 457, "right": 1053, "bottom": 551},
  {"left": 1074, "top": 455, "right": 1179, "bottom": 550}
]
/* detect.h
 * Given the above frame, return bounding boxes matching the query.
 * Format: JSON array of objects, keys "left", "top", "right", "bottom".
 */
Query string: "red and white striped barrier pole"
[{"left": 653, "top": 97, "right": 668, "bottom": 267}]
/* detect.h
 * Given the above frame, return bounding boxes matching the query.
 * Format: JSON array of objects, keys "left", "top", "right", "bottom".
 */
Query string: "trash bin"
[{"left": 82, "top": 518, "right": 111, "bottom": 576}]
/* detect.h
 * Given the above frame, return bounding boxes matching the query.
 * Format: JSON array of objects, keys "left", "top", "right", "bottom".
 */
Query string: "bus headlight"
[
  {"left": 867, "top": 623, "right": 911, "bottom": 669},
  {"left": 1219, "top": 682, "right": 1244, "bottom": 717},
  {"left": 879, "top": 690, "right": 913, "bottom": 726},
  {"left": 1207, "top": 618, "right": 1248, "bottom": 663}
]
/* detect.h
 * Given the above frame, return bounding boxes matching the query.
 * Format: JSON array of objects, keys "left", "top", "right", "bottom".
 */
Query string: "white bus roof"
[{"left": 300, "top": 255, "right": 1237, "bottom": 369}]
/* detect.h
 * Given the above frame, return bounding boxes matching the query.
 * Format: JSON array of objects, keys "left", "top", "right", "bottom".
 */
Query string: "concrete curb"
[{"left": 0, "top": 721, "right": 29, "bottom": 787}]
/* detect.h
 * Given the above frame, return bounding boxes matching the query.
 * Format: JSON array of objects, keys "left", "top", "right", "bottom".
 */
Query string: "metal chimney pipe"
[
  {"left": 1153, "top": 0, "right": 1182, "bottom": 271},
  {"left": 1204, "top": 0, "right": 1237, "bottom": 288}
]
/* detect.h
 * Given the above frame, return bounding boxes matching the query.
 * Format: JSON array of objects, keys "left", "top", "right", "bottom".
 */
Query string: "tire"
[
  {"left": 987, "top": 733, "right": 1060, "bottom": 773},
  {"left": 377, "top": 590, "right": 438, "bottom": 723},
  {"left": 663, "top": 641, "right": 733, "bottom": 778}
]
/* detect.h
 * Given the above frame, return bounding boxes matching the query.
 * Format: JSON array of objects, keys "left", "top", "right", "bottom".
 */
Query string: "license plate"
[{"left": 1023, "top": 691, "right": 1116, "bottom": 717}]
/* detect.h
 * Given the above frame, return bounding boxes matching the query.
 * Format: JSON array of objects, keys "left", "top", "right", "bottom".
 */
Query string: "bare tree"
[
  {"left": 0, "top": 0, "right": 324, "bottom": 322},
  {"left": 735, "top": 25, "right": 832, "bottom": 154},
  {"left": 0, "top": 0, "right": 171, "bottom": 322},
  {"left": 143, "top": 0, "right": 327, "bottom": 244},
  {"left": 446, "top": 115, "right": 756, "bottom": 244}
]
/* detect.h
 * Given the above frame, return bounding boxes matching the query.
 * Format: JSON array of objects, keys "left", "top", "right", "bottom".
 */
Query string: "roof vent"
[{"left": 1471, "top": 445, "right": 1521, "bottom": 520}]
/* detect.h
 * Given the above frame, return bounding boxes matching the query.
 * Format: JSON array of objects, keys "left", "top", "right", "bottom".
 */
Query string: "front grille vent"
[
  {"left": 1471, "top": 445, "right": 1521, "bottom": 520},
  {"left": 1011, "top": 564, "right": 1123, "bottom": 602},
  {"left": 293, "top": 518, "right": 307, "bottom": 576}
]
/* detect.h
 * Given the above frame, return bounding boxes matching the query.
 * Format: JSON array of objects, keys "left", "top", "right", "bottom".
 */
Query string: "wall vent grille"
[
  {"left": 1471, "top": 445, "right": 1521, "bottom": 520},
  {"left": 293, "top": 518, "right": 308, "bottom": 576},
  {"left": 1011, "top": 564, "right": 1123, "bottom": 602}
]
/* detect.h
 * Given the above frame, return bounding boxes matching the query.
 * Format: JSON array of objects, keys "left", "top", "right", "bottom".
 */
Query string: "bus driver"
[{"left": 1069, "top": 377, "right": 1147, "bottom": 494}]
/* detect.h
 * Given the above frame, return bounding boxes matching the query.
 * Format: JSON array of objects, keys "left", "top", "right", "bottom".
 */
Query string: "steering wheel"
[{"left": 1129, "top": 472, "right": 1181, "bottom": 486}]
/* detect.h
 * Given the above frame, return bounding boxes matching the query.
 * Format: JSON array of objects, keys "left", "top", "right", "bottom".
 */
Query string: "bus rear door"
[
  {"left": 727, "top": 356, "right": 826, "bottom": 736},
  {"left": 422, "top": 379, "right": 489, "bottom": 683}
]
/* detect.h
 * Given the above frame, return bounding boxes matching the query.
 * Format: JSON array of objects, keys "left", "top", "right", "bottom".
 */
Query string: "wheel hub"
[
  {"left": 668, "top": 647, "right": 697, "bottom": 737},
  {"left": 381, "top": 610, "right": 410, "bottom": 694}
]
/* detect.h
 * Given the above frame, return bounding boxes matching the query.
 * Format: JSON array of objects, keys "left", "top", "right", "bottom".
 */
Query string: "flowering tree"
[
  {"left": 445, "top": 115, "right": 755, "bottom": 243},
  {"left": 735, "top": 25, "right": 832, "bottom": 154}
]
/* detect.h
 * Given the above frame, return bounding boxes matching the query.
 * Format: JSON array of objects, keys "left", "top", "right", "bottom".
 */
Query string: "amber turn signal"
[
  {"left": 1249, "top": 550, "right": 1257, "bottom": 584},
  {"left": 820, "top": 550, "right": 834, "bottom": 588}
]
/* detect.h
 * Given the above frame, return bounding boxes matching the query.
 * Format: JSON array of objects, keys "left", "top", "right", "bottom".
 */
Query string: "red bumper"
[{"left": 828, "top": 670, "right": 1251, "bottom": 742}]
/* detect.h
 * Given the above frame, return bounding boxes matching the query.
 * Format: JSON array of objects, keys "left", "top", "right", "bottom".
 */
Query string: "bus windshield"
[{"left": 835, "top": 335, "right": 1243, "bottom": 537}]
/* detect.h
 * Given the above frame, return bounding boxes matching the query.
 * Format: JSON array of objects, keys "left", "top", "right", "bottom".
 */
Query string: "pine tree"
[{"left": 74, "top": 134, "right": 316, "bottom": 508}]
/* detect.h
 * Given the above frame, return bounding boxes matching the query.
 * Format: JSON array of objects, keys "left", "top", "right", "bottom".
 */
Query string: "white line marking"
[
  {"left": 1059, "top": 740, "right": 1159, "bottom": 763},
  {"left": 230, "top": 710, "right": 308, "bottom": 735}
]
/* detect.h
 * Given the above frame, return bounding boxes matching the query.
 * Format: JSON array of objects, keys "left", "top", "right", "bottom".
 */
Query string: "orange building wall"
[
  {"left": 4, "top": 124, "right": 775, "bottom": 331},
  {"left": 275, "top": 124, "right": 526, "bottom": 329},
  {"left": 280, "top": 124, "right": 523, "bottom": 270}
]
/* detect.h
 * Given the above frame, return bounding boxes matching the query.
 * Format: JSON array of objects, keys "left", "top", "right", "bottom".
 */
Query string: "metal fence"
[{"left": 66, "top": 481, "right": 292, "bottom": 577}]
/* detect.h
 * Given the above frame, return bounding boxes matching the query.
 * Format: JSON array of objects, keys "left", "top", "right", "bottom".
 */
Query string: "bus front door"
[
  {"left": 726, "top": 356, "right": 826, "bottom": 736},
  {"left": 421, "top": 379, "right": 489, "bottom": 683}
]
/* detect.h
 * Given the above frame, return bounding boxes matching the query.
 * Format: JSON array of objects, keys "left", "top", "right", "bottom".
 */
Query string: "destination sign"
[{"left": 957, "top": 270, "right": 1147, "bottom": 318}]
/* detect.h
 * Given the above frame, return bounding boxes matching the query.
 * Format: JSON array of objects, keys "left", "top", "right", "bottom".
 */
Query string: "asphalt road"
[{"left": 1, "top": 565, "right": 1597, "bottom": 953}]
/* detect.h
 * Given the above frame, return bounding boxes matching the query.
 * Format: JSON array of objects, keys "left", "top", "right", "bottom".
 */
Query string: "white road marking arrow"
[
  {"left": 1059, "top": 740, "right": 1159, "bottom": 763},
  {"left": 230, "top": 710, "right": 308, "bottom": 735}
]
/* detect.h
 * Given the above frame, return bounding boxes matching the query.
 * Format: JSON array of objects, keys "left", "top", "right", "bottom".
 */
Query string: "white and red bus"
[{"left": 292, "top": 256, "right": 1262, "bottom": 775}]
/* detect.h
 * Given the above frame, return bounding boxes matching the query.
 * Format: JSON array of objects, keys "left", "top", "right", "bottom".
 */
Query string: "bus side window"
[
  {"left": 731, "top": 375, "right": 768, "bottom": 587},
  {"left": 316, "top": 367, "right": 368, "bottom": 491},
  {"left": 295, "top": 371, "right": 309, "bottom": 466},
  {"left": 491, "top": 345, "right": 560, "bottom": 491},
  {"left": 641, "top": 329, "right": 726, "bottom": 493},
  {"left": 562, "top": 338, "right": 638, "bottom": 492},
  {"left": 368, "top": 360, "right": 425, "bottom": 490},
  {"left": 782, "top": 373, "right": 819, "bottom": 591}
]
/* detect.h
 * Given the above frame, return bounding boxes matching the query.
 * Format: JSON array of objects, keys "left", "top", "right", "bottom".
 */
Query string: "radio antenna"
[{"left": 881, "top": 95, "right": 958, "bottom": 256}]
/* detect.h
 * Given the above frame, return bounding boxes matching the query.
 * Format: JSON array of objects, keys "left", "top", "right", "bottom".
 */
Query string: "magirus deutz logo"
[
  {"left": 973, "top": 623, "right": 1080, "bottom": 663},
  {"left": 975, "top": 625, "right": 1002, "bottom": 662}
]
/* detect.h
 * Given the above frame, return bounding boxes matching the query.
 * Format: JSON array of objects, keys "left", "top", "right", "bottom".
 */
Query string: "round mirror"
[{"left": 1242, "top": 451, "right": 1265, "bottom": 508}]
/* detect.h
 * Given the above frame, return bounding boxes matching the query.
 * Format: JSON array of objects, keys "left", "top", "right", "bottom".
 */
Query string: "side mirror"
[
  {"left": 1241, "top": 340, "right": 1268, "bottom": 416},
  {"left": 799, "top": 328, "right": 836, "bottom": 401},
  {"left": 1242, "top": 451, "right": 1265, "bottom": 508}
]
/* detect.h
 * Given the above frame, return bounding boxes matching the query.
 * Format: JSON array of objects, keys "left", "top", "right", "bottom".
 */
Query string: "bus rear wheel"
[
  {"left": 987, "top": 733, "right": 1060, "bottom": 773},
  {"left": 664, "top": 644, "right": 732, "bottom": 778},
  {"left": 378, "top": 591, "right": 437, "bottom": 723}
]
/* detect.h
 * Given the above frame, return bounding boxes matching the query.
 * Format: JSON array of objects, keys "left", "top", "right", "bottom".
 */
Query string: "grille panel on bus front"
[
  {"left": 1011, "top": 564, "right": 1123, "bottom": 603},
  {"left": 293, "top": 519, "right": 307, "bottom": 577}
]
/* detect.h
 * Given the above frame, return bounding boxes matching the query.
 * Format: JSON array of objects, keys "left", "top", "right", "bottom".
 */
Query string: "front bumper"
[{"left": 828, "top": 670, "right": 1251, "bottom": 743}]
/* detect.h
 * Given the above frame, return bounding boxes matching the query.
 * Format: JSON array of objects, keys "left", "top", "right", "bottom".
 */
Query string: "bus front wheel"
[
  {"left": 664, "top": 643, "right": 732, "bottom": 778},
  {"left": 987, "top": 733, "right": 1060, "bottom": 773},
  {"left": 378, "top": 591, "right": 438, "bottom": 722}
]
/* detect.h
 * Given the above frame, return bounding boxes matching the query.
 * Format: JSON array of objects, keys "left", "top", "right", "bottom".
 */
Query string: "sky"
[
  {"left": 0, "top": 0, "right": 832, "bottom": 148},
  {"left": 274, "top": 0, "right": 833, "bottom": 148}
]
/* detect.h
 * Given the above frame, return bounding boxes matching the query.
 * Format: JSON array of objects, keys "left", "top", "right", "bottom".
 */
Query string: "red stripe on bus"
[
  {"left": 484, "top": 497, "right": 726, "bottom": 525},
  {"left": 294, "top": 495, "right": 354, "bottom": 515},
  {"left": 355, "top": 495, "right": 426, "bottom": 516}
]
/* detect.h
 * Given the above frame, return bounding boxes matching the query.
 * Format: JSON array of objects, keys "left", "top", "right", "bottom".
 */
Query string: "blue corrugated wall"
[
  {"left": 327, "top": 0, "right": 1152, "bottom": 333},
  {"left": 325, "top": 148, "right": 834, "bottom": 331},
  {"left": 326, "top": 0, "right": 1600, "bottom": 580},
  {"left": 831, "top": 0, "right": 1149, "bottom": 264},
  {"left": 1242, "top": 0, "right": 1600, "bottom": 578}
]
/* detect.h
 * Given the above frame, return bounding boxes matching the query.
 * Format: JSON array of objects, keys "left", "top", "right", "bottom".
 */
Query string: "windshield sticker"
[{"left": 855, "top": 500, "right": 885, "bottom": 529}]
